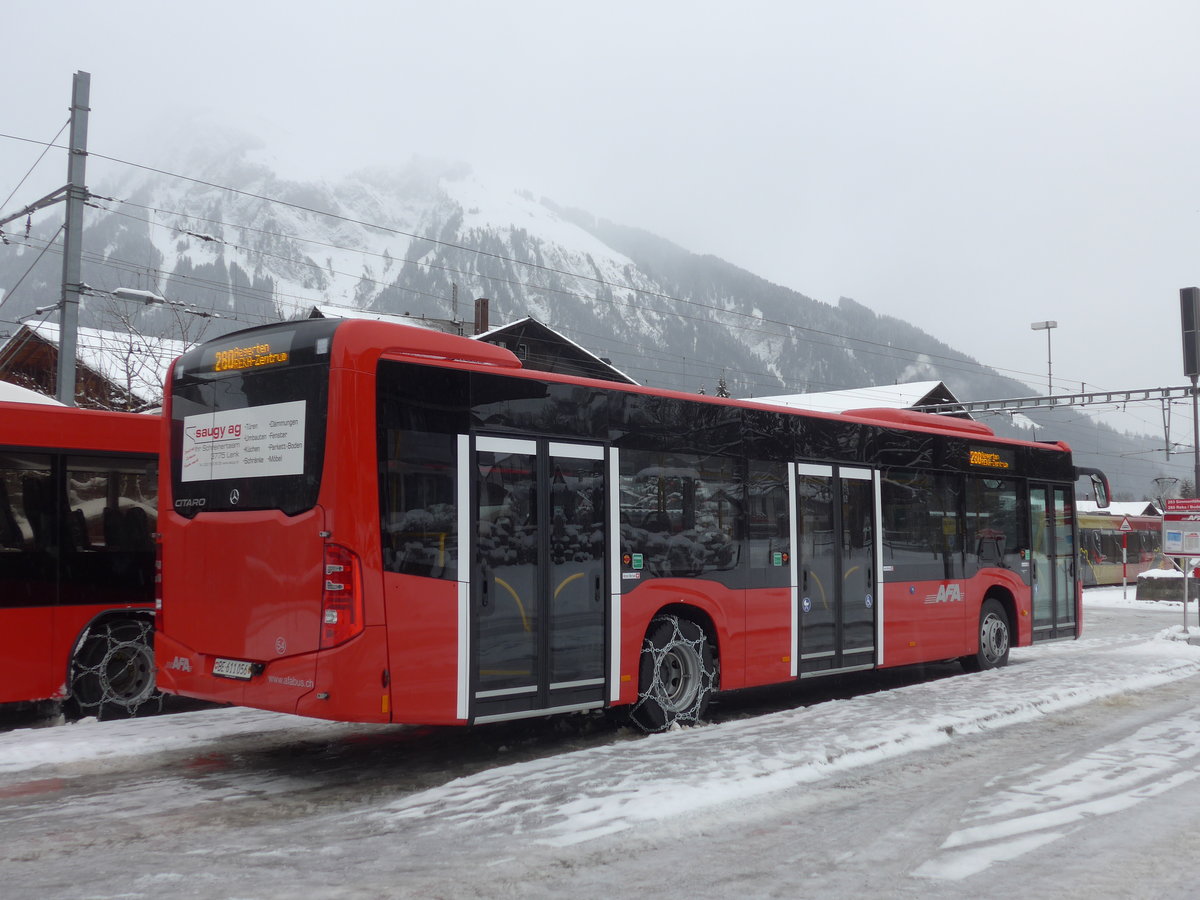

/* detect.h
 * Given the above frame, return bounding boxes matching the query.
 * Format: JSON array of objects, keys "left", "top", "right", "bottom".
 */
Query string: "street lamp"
[
  {"left": 1154, "top": 476, "right": 1180, "bottom": 512},
  {"left": 1030, "top": 320, "right": 1058, "bottom": 395},
  {"left": 111, "top": 288, "right": 222, "bottom": 319}
]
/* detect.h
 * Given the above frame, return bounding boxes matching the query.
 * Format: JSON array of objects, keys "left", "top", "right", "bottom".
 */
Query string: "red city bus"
[
  {"left": 0, "top": 399, "right": 161, "bottom": 718},
  {"left": 155, "top": 318, "right": 1109, "bottom": 731}
]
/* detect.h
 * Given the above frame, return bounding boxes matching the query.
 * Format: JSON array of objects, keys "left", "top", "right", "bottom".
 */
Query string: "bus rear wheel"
[
  {"left": 962, "top": 599, "right": 1011, "bottom": 673},
  {"left": 630, "top": 614, "right": 717, "bottom": 733},
  {"left": 66, "top": 619, "right": 162, "bottom": 720}
]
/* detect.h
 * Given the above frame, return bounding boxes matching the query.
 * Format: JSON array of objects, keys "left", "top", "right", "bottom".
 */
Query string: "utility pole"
[
  {"left": 1181, "top": 288, "right": 1200, "bottom": 501},
  {"left": 55, "top": 70, "right": 90, "bottom": 405}
]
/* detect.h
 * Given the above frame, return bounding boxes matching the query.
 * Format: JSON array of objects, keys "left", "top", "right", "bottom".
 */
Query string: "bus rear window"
[{"left": 169, "top": 323, "right": 336, "bottom": 517}]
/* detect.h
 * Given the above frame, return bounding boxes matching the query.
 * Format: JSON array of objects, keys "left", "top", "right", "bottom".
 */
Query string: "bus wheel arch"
[
  {"left": 629, "top": 606, "right": 720, "bottom": 733},
  {"left": 65, "top": 613, "right": 162, "bottom": 720},
  {"left": 961, "top": 592, "right": 1013, "bottom": 673}
]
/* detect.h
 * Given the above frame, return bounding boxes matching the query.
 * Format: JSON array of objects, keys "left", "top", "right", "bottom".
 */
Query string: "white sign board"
[
  {"left": 1162, "top": 499, "right": 1200, "bottom": 557},
  {"left": 181, "top": 400, "right": 306, "bottom": 483}
]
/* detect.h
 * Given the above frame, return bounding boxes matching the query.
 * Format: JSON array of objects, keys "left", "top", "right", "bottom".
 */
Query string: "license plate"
[{"left": 212, "top": 657, "right": 255, "bottom": 681}]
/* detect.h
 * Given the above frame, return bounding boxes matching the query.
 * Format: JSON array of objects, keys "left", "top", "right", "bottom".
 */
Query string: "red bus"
[
  {"left": 155, "top": 318, "right": 1109, "bottom": 731},
  {"left": 0, "top": 399, "right": 161, "bottom": 718},
  {"left": 1078, "top": 511, "right": 1162, "bottom": 586}
]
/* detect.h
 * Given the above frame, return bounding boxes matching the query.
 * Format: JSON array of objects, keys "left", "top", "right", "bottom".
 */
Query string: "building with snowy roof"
[
  {"left": 0, "top": 321, "right": 187, "bottom": 410},
  {"left": 306, "top": 302, "right": 637, "bottom": 385}
]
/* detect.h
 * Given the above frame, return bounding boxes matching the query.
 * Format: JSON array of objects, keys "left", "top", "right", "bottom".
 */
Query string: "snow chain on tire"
[
  {"left": 631, "top": 614, "right": 718, "bottom": 733},
  {"left": 68, "top": 618, "right": 162, "bottom": 720}
]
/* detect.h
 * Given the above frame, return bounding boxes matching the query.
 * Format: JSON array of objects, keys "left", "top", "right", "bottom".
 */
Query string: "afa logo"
[{"left": 924, "top": 583, "right": 964, "bottom": 604}]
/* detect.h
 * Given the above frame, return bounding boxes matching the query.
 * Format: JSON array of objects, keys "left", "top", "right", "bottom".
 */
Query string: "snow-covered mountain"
[{"left": 0, "top": 136, "right": 1186, "bottom": 498}]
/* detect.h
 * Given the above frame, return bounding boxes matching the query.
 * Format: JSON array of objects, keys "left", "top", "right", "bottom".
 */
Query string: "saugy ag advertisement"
[{"left": 182, "top": 400, "right": 306, "bottom": 483}]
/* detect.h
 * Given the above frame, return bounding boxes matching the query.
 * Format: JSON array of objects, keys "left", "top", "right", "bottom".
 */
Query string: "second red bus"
[{"left": 1, "top": 398, "right": 160, "bottom": 718}]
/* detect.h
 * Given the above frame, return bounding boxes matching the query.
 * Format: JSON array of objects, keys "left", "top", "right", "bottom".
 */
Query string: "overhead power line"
[
  {"left": 916, "top": 385, "right": 1196, "bottom": 416},
  {"left": 73, "top": 147, "right": 1062, "bottom": 384},
  {"left": 92, "top": 193, "right": 1057, "bottom": 388},
  {"left": 0, "top": 119, "right": 68, "bottom": 214},
  {"left": 0, "top": 130, "right": 1150, "bottom": 398}
]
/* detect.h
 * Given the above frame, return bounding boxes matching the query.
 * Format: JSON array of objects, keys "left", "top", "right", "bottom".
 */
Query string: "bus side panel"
[
  {"left": 617, "top": 579, "right": 743, "bottom": 703},
  {"left": 742, "top": 586, "right": 794, "bottom": 689},
  {"left": 878, "top": 580, "right": 968, "bottom": 668},
  {"left": 384, "top": 573, "right": 462, "bottom": 724},
  {"left": 298, "top": 625, "right": 391, "bottom": 722},
  {"left": 880, "top": 570, "right": 1034, "bottom": 667},
  {"left": 0, "top": 402, "right": 160, "bottom": 454},
  {"left": 974, "top": 569, "right": 1034, "bottom": 647},
  {"left": 0, "top": 608, "right": 54, "bottom": 704}
]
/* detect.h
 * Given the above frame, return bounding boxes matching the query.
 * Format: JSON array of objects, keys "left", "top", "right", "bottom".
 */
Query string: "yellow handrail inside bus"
[
  {"left": 493, "top": 576, "right": 531, "bottom": 633},
  {"left": 554, "top": 571, "right": 586, "bottom": 600}
]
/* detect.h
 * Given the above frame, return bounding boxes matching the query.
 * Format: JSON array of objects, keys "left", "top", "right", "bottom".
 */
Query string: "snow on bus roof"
[
  {"left": 0, "top": 380, "right": 62, "bottom": 405},
  {"left": 748, "top": 381, "right": 959, "bottom": 414},
  {"left": 306, "top": 304, "right": 459, "bottom": 330}
]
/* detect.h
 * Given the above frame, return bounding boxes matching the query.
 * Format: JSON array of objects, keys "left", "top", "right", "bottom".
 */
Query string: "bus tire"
[
  {"left": 962, "top": 599, "right": 1011, "bottom": 673},
  {"left": 630, "top": 614, "right": 717, "bottom": 733},
  {"left": 65, "top": 618, "right": 162, "bottom": 720}
]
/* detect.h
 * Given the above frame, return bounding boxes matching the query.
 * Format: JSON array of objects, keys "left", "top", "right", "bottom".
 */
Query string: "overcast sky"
[{"left": 4, "top": 1, "right": 1200, "bottom": 439}]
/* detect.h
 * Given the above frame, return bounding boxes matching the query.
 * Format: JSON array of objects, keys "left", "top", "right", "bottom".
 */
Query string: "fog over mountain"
[{"left": 0, "top": 137, "right": 1187, "bottom": 500}]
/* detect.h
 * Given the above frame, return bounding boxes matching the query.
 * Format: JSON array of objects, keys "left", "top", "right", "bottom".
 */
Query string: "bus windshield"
[{"left": 169, "top": 321, "right": 338, "bottom": 517}]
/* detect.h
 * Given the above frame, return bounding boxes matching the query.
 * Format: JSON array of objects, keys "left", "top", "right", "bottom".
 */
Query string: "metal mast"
[{"left": 55, "top": 70, "right": 90, "bottom": 405}]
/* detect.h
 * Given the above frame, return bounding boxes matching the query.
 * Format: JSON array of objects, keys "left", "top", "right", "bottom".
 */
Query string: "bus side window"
[
  {"left": 965, "top": 477, "right": 1022, "bottom": 573},
  {"left": 0, "top": 478, "right": 21, "bottom": 548},
  {"left": 619, "top": 449, "right": 741, "bottom": 579},
  {"left": 378, "top": 429, "right": 458, "bottom": 580},
  {"left": 746, "top": 459, "right": 790, "bottom": 588},
  {"left": 881, "top": 470, "right": 963, "bottom": 581}
]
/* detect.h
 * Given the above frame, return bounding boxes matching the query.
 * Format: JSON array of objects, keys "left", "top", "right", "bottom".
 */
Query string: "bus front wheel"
[
  {"left": 962, "top": 599, "right": 1011, "bottom": 673},
  {"left": 630, "top": 614, "right": 717, "bottom": 733},
  {"left": 66, "top": 618, "right": 162, "bottom": 720}
]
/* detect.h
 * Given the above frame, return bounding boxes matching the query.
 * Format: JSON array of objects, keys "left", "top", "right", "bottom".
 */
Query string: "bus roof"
[
  {"left": 0, "top": 401, "right": 160, "bottom": 455},
  {"left": 193, "top": 316, "right": 1073, "bottom": 459}
]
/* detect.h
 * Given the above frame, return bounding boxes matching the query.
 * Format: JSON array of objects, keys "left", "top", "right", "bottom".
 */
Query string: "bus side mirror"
[{"left": 1076, "top": 467, "right": 1110, "bottom": 509}]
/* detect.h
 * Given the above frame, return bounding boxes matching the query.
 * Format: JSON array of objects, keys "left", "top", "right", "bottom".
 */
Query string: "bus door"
[
  {"left": 792, "top": 464, "right": 880, "bottom": 677},
  {"left": 471, "top": 437, "right": 608, "bottom": 722},
  {"left": 0, "top": 452, "right": 56, "bottom": 702},
  {"left": 1029, "top": 483, "right": 1076, "bottom": 640}
]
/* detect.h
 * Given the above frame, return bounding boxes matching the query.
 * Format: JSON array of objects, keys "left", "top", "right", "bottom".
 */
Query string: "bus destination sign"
[
  {"left": 213, "top": 342, "right": 289, "bottom": 372},
  {"left": 968, "top": 446, "right": 1015, "bottom": 471},
  {"left": 199, "top": 331, "right": 296, "bottom": 375}
]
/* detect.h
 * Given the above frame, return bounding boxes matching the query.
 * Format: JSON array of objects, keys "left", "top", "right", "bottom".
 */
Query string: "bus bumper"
[{"left": 156, "top": 626, "right": 391, "bottom": 723}]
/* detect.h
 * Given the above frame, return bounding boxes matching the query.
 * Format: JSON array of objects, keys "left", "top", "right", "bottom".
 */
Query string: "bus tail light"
[
  {"left": 321, "top": 544, "right": 364, "bottom": 648},
  {"left": 154, "top": 538, "right": 164, "bottom": 611}
]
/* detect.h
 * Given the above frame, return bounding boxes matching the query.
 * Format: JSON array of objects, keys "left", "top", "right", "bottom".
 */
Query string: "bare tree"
[{"left": 81, "top": 292, "right": 213, "bottom": 411}]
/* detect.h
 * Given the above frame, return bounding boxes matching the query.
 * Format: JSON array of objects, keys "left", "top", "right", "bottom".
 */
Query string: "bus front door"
[
  {"left": 793, "top": 464, "right": 879, "bottom": 677},
  {"left": 471, "top": 437, "right": 608, "bottom": 723},
  {"left": 1030, "top": 483, "right": 1077, "bottom": 640}
]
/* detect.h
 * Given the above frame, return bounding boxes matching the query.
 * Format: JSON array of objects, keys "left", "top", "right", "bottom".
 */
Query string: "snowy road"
[{"left": 2, "top": 591, "right": 1200, "bottom": 899}]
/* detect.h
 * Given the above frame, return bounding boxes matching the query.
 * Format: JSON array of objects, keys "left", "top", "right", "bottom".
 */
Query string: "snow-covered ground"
[{"left": 2, "top": 589, "right": 1199, "bottom": 899}]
